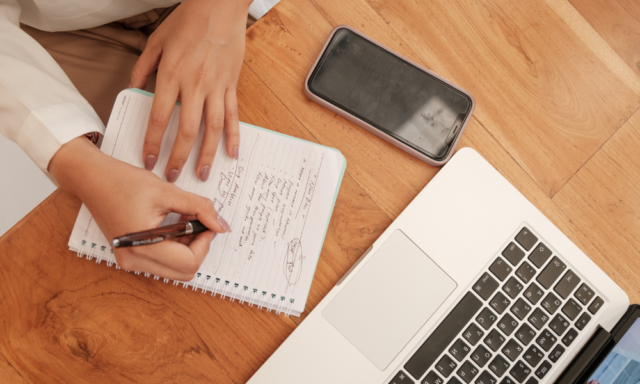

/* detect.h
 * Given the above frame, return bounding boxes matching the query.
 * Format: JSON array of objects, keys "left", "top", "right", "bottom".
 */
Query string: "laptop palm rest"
[{"left": 322, "top": 230, "right": 457, "bottom": 370}]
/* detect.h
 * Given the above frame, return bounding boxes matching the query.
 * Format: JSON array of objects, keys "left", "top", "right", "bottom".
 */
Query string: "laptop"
[{"left": 248, "top": 147, "right": 632, "bottom": 384}]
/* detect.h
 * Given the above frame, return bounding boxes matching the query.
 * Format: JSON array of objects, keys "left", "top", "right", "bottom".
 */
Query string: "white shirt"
[{"left": 0, "top": 0, "right": 180, "bottom": 180}]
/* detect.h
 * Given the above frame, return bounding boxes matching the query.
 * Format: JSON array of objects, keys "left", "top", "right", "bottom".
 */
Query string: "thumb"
[
  {"left": 166, "top": 187, "right": 231, "bottom": 234},
  {"left": 131, "top": 40, "right": 162, "bottom": 90}
]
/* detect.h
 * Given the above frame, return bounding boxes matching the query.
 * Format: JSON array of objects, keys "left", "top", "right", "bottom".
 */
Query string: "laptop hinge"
[{"left": 554, "top": 326, "right": 614, "bottom": 384}]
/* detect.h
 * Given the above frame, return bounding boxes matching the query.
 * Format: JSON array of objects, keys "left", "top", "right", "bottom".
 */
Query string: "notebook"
[{"left": 68, "top": 89, "right": 346, "bottom": 317}]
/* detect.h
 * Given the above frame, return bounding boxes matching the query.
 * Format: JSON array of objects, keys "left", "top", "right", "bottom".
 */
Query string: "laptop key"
[
  {"left": 500, "top": 377, "right": 517, "bottom": 384},
  {"left": 511, "top": 299, "right": 532, "bottom": 321},
  {"left": 537, "top": 257, "right": 566, "bottom": 289},
  {"left": 448, "top": 377, "right": 463, "bottom": 384},
  {"left": 549, "top": 345, "right": 565, "bottom": 363},
  {"left": 523, "top": 345, "right": 544, "bottom": 367},
  {"left": 515, "top": 228, "right": 538, "bottom": 251},
  {"left": 390, "top": 370, "right": 413, "bottom": 384},
  {"left": 535, "top": 329, "right": 557, "bottom": 352},
  {"left": 497, "top": 314, "right": 518, "bottom": 336},
  {"left": 576, "top": 313, "right": 591, "bottom": 331},
  {"left": 516, "top": 262, "right": 536, "bottom": 284},
  {"left": 540, "top": 292, "right": 561, "bottom": 315},
  {"left": 525, "top": 378, "right": 538, "bottom": 384},
  {"left": 527, "top": 243, "right": 552, "bottom": 268},
  {"left": 485, "top": 330, "right": 506, "bottom": 352},
  {"left": 475, "top": 371, "right": 497, "bottom": 384},
  {"left": 574, "top": 283, "right": 595, "bottom": 305},
  {"left": 474, "top": 273, "right": 500, "bottom": 301},
  {"left": 422, "top": 371, "right": 445, "bottom": 384},
  {"left": 490, "top": 292, "right": 511, "bottom": 314},
  {"left": 477, "top": 308, "right": 498, "bottom": 330},
  {"left": 490, "top": 257, "right": 513, "bottom": 282},
  {"left": 471, "top": 345, "right": 492, "bottom": 368},
  {"left": 515, "top": 323, "right": 536, "bottom": 346},
  {"left": 528, "top": 308, "right": 550, "bottom": 330},
  {"left": 457, "top": 361, "right": 480, "bottom": 383},
  {"left": 464, "top": 323, "right": 486, "bottom": 346},
  {"left": 450, "top": 339, "right": 472, "bottom": 362},
  {"left": 436, "top": 355, "right": 458, "bottom": 377},
  {"left": 405, "top": 292, "right": 483, "bottom": 379},
  {"left": 589, "top": 297, "right": 604, "bottom": 314},
  {"left": 502, "top": 339, "right": 524, "bottom": 361},
  {"left": 523, "top": 283, "right": 544, "bottom": 305},
  {"left": 503, "top": 243, "right": 525, "bottom": 266},
  {"left": 510, "top": 361, "right": 532, "bottom": 383},
  {"left": 534, "top": 361, "right": 552, "bottom": 379},
  {"left": 549, "top": 314, "right": 569, "bottom": 336},
  {"left": 562, "top": 329, "right": 579, "bottom": 346},
  {"left": 561, "top": 299, "right": 581, "bottom": 320},
  {"left": 554, "top": 270, "right": 581, "bottom": 299},
  {"left": 489, "top": 355, "right": 510, "bottom": 377},
  {"left": 503, "top": 277, "right": 524, "bottom": 300}
]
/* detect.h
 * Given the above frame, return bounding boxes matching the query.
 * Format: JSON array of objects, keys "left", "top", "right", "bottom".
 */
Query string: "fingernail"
[
  {"left": 166, "top": 169, "right": 180, "bottom": 183},
  {"left": 199, "top": 165, "right": 211, "bottom": 182},
  {"left": 217, "top": 216, "right": 232, "bottom": 232},
  {"left": 144, "top": 155, "right": 157, "bottom": 171},
  {"left": 233, "top": 146, "right": 239, "bottom": 160}
]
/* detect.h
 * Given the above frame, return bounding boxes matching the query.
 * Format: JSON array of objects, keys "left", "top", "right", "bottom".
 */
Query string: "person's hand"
[
  {"left": 130, "top": 0, "right": 252, "bottom": 183},
  {"left": 50, "top": 137, "right": 232, "bottom": 280}
]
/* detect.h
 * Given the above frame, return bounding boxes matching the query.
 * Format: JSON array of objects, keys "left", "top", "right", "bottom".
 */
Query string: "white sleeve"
[{"left": 0, "top": 1, "right": 105, "bottom": 177}]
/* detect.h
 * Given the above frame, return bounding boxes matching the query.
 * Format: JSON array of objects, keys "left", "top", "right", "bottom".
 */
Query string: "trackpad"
[{"left": 322, "top": 230, "right": 457, "bottom": 370}]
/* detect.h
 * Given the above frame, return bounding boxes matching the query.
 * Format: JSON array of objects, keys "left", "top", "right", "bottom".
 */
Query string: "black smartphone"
[{"left": 304, "top": 26, "right": 475, "bottom": 165}]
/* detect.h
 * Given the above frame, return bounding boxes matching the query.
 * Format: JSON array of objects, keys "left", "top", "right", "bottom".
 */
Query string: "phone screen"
[{"left": 308, "top": 28, "right": 472, "bottom": 160}]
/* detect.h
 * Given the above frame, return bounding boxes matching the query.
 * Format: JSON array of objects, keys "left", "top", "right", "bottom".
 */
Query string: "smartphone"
[{"left": 304, "top": 26, "right": 475, "bottom": 166}]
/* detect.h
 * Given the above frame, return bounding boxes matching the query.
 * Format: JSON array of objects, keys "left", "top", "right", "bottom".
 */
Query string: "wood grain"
[
  {"left": 2, "top": 0, "right": 640, "bottom": 382},
  {"left": 553, "top": 108, "right": 640, "bottom": 303},
  {"left": 570, "top": 0, "right": 640, "bottom": 76},
  {"left": 0, "top": 353, "right": 27, "bottom": 384},
  {"left": 365, "top": 0, "right": 640, "bottom": 197}
]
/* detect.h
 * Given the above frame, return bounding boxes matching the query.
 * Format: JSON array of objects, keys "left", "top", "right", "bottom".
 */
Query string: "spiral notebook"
[{"left": 68, "top": 89, "right": 346, "bottom": 317}]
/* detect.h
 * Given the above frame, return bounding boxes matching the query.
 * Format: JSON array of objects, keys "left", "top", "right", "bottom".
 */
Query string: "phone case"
[{"left": 303, "top": 25, "right": 476, "bottom": 166}]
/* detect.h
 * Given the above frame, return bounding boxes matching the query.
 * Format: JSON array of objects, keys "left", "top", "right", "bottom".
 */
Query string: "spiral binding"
[{"left": 75, "top": 240, "right": 295, "bottom": 316}]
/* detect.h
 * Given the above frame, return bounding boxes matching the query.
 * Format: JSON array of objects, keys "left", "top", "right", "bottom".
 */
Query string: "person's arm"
[
  {"left": 0, "top": 1, "right": 104, "bottom": 179},
  {"left": 131, "top": 0, "right": 252, "bottom": 183},
  {"left": 0, "top": 1, "right": 231, "bottom": 280}
]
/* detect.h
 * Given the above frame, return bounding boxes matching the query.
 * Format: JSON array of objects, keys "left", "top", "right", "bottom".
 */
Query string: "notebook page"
[{"left": 69, "top": 89, "right": 345, "bottom": 316}]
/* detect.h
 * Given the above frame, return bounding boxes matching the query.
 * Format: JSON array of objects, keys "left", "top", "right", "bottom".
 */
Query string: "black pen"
[{"left": 111, "top": 220, "right": 208, "bottom": 248}]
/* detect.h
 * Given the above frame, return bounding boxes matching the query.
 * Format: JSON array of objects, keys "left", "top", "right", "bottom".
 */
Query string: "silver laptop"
[{"left": 248, "top": 147, "right": 629, "bottom": 384}]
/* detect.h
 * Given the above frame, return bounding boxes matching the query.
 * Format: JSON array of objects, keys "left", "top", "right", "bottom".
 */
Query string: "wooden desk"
[{"left": 2, "top": 0, "right": 640, "bottom": 382}]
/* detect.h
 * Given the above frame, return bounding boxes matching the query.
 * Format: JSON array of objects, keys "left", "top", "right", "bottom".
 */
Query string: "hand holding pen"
[{"left": 63, "top": 153, "right": 232, "bottom": 282}]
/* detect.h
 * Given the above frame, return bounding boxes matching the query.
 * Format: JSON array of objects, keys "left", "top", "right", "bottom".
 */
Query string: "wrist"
[{"left": 49, "top": 137, "right": 111, "bottom": 202}]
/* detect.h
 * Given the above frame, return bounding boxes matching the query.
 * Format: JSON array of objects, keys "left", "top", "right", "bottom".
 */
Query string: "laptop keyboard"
[{"left": 389, "top": 226, "right": 605, "bottom": 384}]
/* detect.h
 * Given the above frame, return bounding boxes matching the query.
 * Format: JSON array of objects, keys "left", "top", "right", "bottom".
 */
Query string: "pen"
[{"left": 111, "top": 220, "right": 208, "bottom": 248}]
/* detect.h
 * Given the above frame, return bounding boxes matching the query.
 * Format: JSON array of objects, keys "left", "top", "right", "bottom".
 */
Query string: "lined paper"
[{"left": 69, "top": 90, "right": 345, "bottom": 316}]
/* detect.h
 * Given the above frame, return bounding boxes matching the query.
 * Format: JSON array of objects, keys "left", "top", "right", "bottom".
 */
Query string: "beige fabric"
[{"left": 21, "top": 6, "right": 177, "bottom": 126}]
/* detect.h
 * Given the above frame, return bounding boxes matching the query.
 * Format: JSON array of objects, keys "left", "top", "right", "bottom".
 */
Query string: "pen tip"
[{"left": 111, "top": 239, "right": 120, "bottom": 248}]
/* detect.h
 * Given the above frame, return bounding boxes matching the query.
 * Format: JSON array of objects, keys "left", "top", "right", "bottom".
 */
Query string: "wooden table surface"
[{"left": 2, "top": 0, "right": 640, "bottom": 382}]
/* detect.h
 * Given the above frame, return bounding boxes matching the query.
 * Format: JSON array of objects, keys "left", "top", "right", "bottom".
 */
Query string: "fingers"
[
  {"left": 131, "top": 36, "right": 162, "bottom": 90},
  {"left": 224, "top": 88, "right": 240, "bottom": 160},
  {"left": 164, "top": 94, "right": 204, "bottom": 182},
  {"left": 115, "top": 231, "right": 215, "bottom": 280},
  {"left": 142, "top": 83, "right": 179, "bottom": 172},
  {"left": 166, "top": 186, "right": 231, "bottom": 234},
  {"left": 197, "top": 97, "right": 225, "bottom": 182}
]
